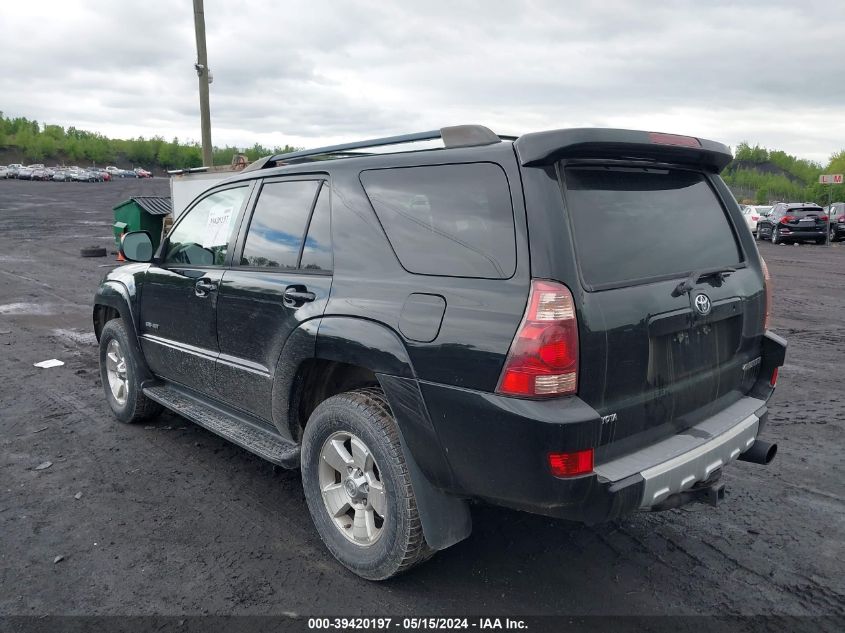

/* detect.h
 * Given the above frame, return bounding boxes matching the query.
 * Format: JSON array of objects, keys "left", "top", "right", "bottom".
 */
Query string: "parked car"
[
  {"left": 7, "top": 163, "right": 23, "bottom": 178},
  {"left": 824, "top": 202, "right": 845, "bottom": 242},
  {"left": 134, "top": 167, "right": 152, "bottom": 178},
  {"left": 0, "top": 166, "right": 9, "bottom": 179},
  {"left": 30, "top": 168, "right": 49, "bottom": 181},
  {"left": 17, "top": 166, "right": 34, "bottom": 180},
  {"left": 94, "top": 125, "right": 785, "bottom": 580},
  {"left": 741, "top": 205, "right": 771, "bottom": 235},
  {"left": 52, "top": 170, "right": 69, "bottom": 182},
  {"left": 757, "top": 202, "right": 828, "bottom": 244}
]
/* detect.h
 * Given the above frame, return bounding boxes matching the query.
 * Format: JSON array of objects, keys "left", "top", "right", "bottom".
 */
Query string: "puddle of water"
[
  {"left": 0, "top": 302, "right": 56, "bottom": 315},
  {"left": 0, "top": 255, "right": 34, "bottom": 263},
  {"left": 51, "top": 328, "right": 97, "bottom": 345}
]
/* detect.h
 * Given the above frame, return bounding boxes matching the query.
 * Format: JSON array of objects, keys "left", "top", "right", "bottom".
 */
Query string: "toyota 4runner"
[{"left": 93, "top": 125, "right": 786, "bottom": 580}]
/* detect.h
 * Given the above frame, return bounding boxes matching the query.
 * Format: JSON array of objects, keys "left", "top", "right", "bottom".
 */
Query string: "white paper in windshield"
[{"left": 203, "top": 207, "right": 233, "bottom": 248}]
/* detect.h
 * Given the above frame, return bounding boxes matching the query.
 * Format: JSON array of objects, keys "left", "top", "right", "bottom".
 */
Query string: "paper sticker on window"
[{"left": 203, "top": 207, "right": 233, "bottom": 248}]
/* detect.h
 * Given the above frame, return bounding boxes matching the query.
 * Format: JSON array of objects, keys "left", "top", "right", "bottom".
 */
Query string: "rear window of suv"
[
  {"left": 562, "top": 166, "right": 742, "bottom": 289},
  {"left": 360, "top": 163, "right": 516, "bottom": 279},
  {"left": 786, "top": 207, "right": 824, "bottom": 216}
]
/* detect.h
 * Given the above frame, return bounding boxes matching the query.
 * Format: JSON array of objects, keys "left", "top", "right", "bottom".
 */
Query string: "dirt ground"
[{"left": 0, "top": 178, "right": 843, "bottom": 622}]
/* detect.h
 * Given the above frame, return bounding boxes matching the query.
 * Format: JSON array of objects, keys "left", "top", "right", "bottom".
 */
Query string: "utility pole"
[{"left": 193, "top": 0, "right": 213, "bottom": 167}]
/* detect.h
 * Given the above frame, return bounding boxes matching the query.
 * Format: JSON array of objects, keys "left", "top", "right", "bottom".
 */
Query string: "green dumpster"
[{"left": 112, "top": 196, "right": 172, "bottom": 253}]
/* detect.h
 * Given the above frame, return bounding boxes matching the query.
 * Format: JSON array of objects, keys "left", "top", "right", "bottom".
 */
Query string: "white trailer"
[{"left": 168, "top": 166, "right": 239, "bottom": 218}]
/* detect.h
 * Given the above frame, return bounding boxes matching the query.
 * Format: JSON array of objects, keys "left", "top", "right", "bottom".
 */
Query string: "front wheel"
[
  {"left": 830, "top": 227, "right": 837, "bottom": 243},
  {"left": 98, "top": 319, "right": 162, "bottom": 423},
  {"left": 301, "top": 388, "right": 432, "bottom": 580}
]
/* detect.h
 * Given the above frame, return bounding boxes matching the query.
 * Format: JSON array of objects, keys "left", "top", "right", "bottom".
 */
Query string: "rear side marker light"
[
  {"left": 549, "top": 449, "right": 594, "bottom": 477},
  {"left": 760, "top": 257, "right": 772, "bottom": 331},
  {"left": 496, "top": 280, "right": 579, "bottom": 398},
  {"left": 647, "top": 132, "right": 701, "bottom": 148},
  {"left": 770, "top": 367, "right": 779, "bottom": 387}
]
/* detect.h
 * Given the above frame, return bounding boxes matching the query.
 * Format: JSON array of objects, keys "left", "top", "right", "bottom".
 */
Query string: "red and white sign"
[{"left": 819, "top": 174, "right": 843, "bottom": 184}]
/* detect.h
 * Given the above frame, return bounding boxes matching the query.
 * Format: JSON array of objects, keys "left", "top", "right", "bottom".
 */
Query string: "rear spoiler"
[{"left": 514, "top": 128, "right": 733, "bottom": 173}]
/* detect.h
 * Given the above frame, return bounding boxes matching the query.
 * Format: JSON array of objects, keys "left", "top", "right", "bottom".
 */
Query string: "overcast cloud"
[{"left": 1, "top": 0, "right": 843, "bottom": 162}]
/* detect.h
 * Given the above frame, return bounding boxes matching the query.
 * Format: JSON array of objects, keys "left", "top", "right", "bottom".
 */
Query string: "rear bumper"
[
  {"left": 594, "top": 397, "right": 762, "bottom": 509},
  {"left": 415, "top": 332, "right": 786, "bottom": 524},
  {"left": 778, "top": 228, "right": 825, "bottom": 238}
]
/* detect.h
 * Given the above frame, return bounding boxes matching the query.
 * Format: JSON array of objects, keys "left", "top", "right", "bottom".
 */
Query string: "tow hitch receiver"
[{"left": 703, "top": 481, "right": 726, "bottom": 507}]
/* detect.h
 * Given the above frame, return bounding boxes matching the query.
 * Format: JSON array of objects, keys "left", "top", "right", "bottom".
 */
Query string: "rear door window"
[
  {"left": 360, "top": 163, "right": 516, "bottom": 279},
  {"left": 562, "top": 166, "right": 742, "bottom": 289},
  {"left": 240, "top": 180, "right": 321, "bottom": 269},
  {"left": 299, "top": 184, "right": 332, "bottom": 272}
]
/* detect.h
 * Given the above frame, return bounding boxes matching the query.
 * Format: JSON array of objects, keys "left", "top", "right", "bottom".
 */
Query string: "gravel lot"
[{"left": 0, "top": 178, "right": 843, "bottom": 623}]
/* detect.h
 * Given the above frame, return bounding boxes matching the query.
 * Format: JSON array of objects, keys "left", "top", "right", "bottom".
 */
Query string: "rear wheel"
[
  {"left": 300, "top": 388, "right": 432, "bottom": 580},
  {"left": 772, "top": 227, "right": 782, "bottom": 244},
  {"left": 830, "top": 227, "right": 837, "bottom": 243}
]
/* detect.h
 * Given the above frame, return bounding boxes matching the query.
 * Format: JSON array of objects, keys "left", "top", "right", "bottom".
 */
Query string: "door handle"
[
  {"left": 195, "top": 279, "right": 217, "bottom": 296},
  {"left": 283, "top": 285, "right": 316, "bottom": 307}
]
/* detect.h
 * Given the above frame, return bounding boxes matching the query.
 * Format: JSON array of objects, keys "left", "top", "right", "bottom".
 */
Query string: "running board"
[{"left": 143, "top": 384, "right": 300, "bottom": 468}]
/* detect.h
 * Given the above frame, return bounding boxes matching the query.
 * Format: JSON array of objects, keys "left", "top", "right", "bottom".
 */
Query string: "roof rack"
[{"left": 253, "top": 125, "right": 506, "bottom": 169}]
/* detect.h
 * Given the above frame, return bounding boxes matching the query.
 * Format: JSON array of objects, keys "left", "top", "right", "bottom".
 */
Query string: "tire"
[
  {"left": 300, "top": 388, "right": 433, "bottom": 580},
  {"left": 98, "top": 319, "right": 162, "bottom": 424},
  {"left": 80, "top": 246, "right": 107, "bottom": 257},
  {"left": 815, "top": 237, "right": 826, "bottom": 245},
  {"left": 830, "top": 227, "right": 837, "bottom": 243},
  {"left": 772, "top": 227, "right": 781, "bottom": 244}
]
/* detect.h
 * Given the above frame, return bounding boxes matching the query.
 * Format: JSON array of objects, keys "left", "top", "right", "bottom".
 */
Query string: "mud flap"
[
  {"left": 378, "top": 374, "right": 472, "bottom": 551},
  {"left": 394, "top": 422, "right": 472, "bottom": 550}
]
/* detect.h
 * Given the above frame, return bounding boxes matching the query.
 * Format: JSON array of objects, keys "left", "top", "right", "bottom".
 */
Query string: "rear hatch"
[
  {"left": 781, "top": 206, "right": 826, "bottom": 235},
  {"left": 561, "top": 163, "right": 765, "bottom": 459},
  {"left": 510, "top": 127, "right": 775, "bottom": 461}
]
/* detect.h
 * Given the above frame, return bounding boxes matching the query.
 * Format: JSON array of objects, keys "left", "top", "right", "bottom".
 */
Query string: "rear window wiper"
[{"left": 672, "top": 267, "right": 736, "bottom": 297}]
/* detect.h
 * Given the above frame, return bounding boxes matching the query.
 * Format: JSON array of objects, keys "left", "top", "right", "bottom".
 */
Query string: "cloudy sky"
[{"left": 1, "top": 0, "right": 842, "bottom": 163}]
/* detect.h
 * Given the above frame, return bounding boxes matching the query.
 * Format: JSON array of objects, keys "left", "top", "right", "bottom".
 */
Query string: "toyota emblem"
[{"left": 694, "top": 293, "right": 712, "bottom": 316}]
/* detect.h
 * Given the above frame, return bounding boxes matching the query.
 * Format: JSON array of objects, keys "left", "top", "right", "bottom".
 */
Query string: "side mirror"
[{"left": 120, "top": 231, "right": 154, "bottom": 262}]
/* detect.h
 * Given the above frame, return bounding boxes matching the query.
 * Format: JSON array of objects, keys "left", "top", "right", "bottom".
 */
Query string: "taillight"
[
  {"left": 761, "top": 257, "right": 772, "bottom": 331},
  {"left": 818, "top": 215, "right": 828, "bottom": 222},
  {"left": 780, "top": 215, "right": 796, "bottom": 224},
  {"left": 548, "top": 449, "right": 594, "bottom": 477},
  {"left": 496, "top": 280, "right": 579, "bottom": 398},
  {"left": 770, "top": 367, "right": 779, "bottom": 387},
  {"left": 751, "top": 215, "right": 759, "bottom": 221}
]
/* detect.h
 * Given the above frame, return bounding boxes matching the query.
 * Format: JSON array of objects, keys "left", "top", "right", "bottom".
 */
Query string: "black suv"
[
  {"left": 756, "top": 202, "right": 828, "bottom": 244},
  {"left": 93, "top": 126, "right": 785, "bottom": 580}
]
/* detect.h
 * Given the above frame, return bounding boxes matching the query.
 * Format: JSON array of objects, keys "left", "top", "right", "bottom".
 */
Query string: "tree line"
[
  {"left": 0, "top": 113, "right": 297, "bottom": 171},
  {"left": 1, "top": 112, "right": 843, "bottom": 204},
  {"left": 723, "top": 142, "right": 844, "bottom": 204}
]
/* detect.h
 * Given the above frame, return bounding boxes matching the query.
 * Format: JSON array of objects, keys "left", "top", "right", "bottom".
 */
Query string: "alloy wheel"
[
  {"left": 105, "top": 338, "right": 129, "bottom": 406},
  {"left": 318, "top": 431, "right": 386, "bottom": 546}
]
